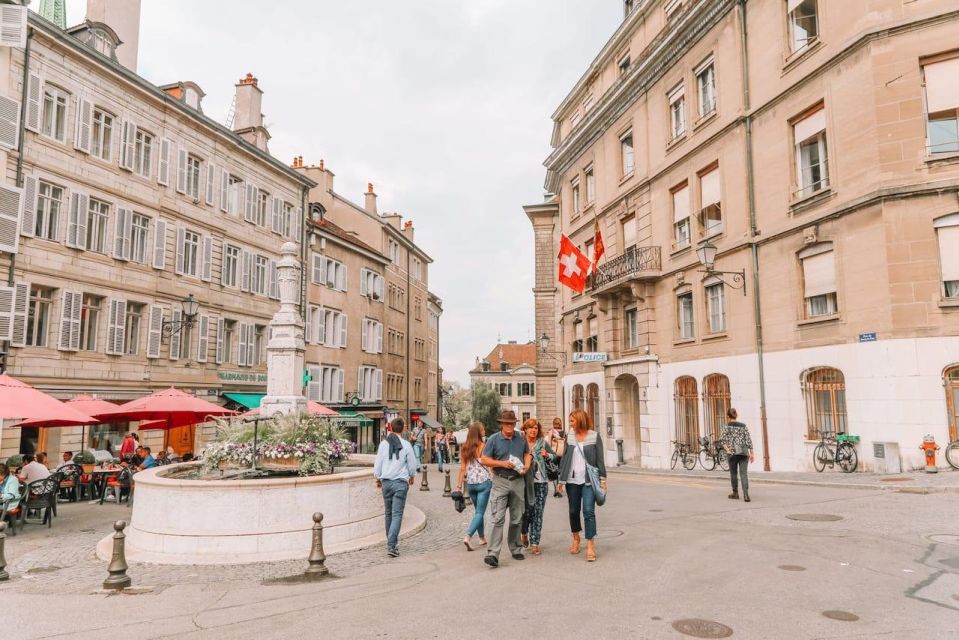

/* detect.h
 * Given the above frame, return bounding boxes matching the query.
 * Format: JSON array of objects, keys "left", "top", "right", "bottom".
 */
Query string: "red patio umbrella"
[
  {"left": 242, "top": 401, "right": 338, "bottom": 418},
  {"left": 137, "top": 414, "right": 207, "bottom": 431},
  {"left": 14, "top": 394, "right": 121, "bottom": 453},
  {"left": 0, "top": 375, "right": 99, "bottom": 427}
]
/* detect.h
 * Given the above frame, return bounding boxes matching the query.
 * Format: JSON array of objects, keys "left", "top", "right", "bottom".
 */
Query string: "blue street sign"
[{"left": 859, "top": 332, "right": 877, "bottom": 343}]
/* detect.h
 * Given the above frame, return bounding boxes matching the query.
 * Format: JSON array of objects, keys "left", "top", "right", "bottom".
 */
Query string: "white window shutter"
[
  {"left": 375, "top": 275, "right": 384, "bottom": 301},
  {"left": 243, "top": 183, "right": 255, "bottom": 222},
  {"left": 361, "top": 319, "right": 369, "bottom": 351},
  {"left": 293, "top": 207, "right": 302, "bottom": 240},
  {"left": 0, "top": 182, "right": 22, "bottom": 254},
  {"left": 336, "top": 369, "right": 345, "bottom": 402},
  {"left": 337, "top": 264, "right": 347, "bottom": 291},
  {"left": 338, "top": 313, "right": 348, "bottom": 347},
  {"left": 57, "top": 290, "right": 78, "bottom": 351},
  {"left": 174, "top": 226, "right": 186, "bottom": 275},
  {"left": 360, "top": 269, "right": 368, "bottom": 296},
  {"left": 24, "top": 71, "right": 42, "bottom": 133},
  {"left": 146, "top": 305, "right": 163, "bottom": 358},
  {"left": 240, "top": 250, "right": 251, "bottom": 292},
  {"left": 219, "top": 169, "right": 229, "bottom": 212},
  {"left": 0, "top": 285, "right": 13, "bottom": 340},
  {"left": 201, "top": 235, "right": 213, "bottom": 282},
  {"left": 270, "top": 196, "right": 279, "bottom": 233},
  {"left": 215, "top": 317, "right": 225, "bottom": 364},
  {"left": 205, "top": 163, "right": 216, "bottom": 206},
  {"left": 9, "top": 281, "right": 29, "bottom": 347},
  {"left": 237, "top": 180, "right": 248, "bottom": 218},
  {"left": 305, "top": 305, "right": 313, "bottom": 345},
  {"left": 19, "top": 175, "right": 36, "bottom": 239},
  {"left": 158, "top": 138, "right": 172, "bottom": 185},
  {"left": 66, "top": 192, "right": 88, "bottom": 250},
  {"left": 0, "top": 5, "right": 28, "bottom": 48},
  {"left": 0, "top": 95, "right": 20, "bottom": 151},
  {"left": 317, "top": 308, "right": 327, "bottom": 345},
  {"left": 376, "top": 322, "right": 384, "bottom": 354},
  {"left": 246, "top": 324, "right": 256, "bottom": 366},
  {"left": 175, "top": 147, "right": 187, "bottom": 193},
  {"left": 152, "top": 219, "right": 167, "bottom": 269},
  {"left": 307, "top": 365, "right": 321, "bottom": 401},
  {"left": 168, "top": 309, "right": 182, "bottom": 360},
  {"left": 113, "top": 207, "right": 129, "bottom": 259},
  {"left": 106, "top": 298, "right": 124, "bottom": 355},
  {"left": 197, "top": 315, "right": 209, "bottom": 363},
  {"left": 268, "top": 260, "right": 278, "bottom": 299},
  {"left": 374, "top": 369, "right": 383, "bottom": 402},
  {"left": 237, "top": 323, "right": 248, "bottom": 366},
  {"left": 74, "top": 97, "right": 93, "bottom": 153},
  {"left": 311, "top": 253, "right": 323, "bottom": 283},
  {"left": 122, "top": 207, "right": 133, "bottom": 260}
]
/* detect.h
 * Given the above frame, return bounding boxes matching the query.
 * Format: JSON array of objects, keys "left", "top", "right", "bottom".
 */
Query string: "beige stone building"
[
  {"left": 0, "top": 4, "right": 313, "bottom": 459},
  {"left": 470, "top": 341, "right": 538, "bottom": 423},
  {"left": 427, "top": 292, "right": 443, "bottom": 420},
  {"left": 527, "top": 0, "right": 959, "bottom": 471}
]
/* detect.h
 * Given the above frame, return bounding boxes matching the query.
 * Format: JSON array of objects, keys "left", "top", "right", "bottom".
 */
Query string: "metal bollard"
[
  {"left": 616, "top": 438, "right": 625, "bottom": 466},
  {"left": 304, "top": 512, "right": 329, "bottom": 578},
  {"left": 0, "top": 521, "right": 9, "bottom": 582},
  {"left": 103, "top": 520, "right": 132, "bottom": 590},
  {"left": 442, "top": 470, "right": 452, "bottom": 497},
  {"left": 419, "top": 464, "right": 430, "bottom": 491}
]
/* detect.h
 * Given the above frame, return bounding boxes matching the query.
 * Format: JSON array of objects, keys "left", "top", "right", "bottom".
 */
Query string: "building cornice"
[{"left": 310, "top": 226, "right": 390, "bottom": 266}]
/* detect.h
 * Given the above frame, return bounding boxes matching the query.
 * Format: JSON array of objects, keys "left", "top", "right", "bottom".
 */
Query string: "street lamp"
[
  {"left": 538, "top": 332, "right": 567, "bottom": 362},
  {"left": 696, "top": 240, "right": 746, "bottom": 296},
  {"left": 161, "top": 294, "right": 200, "bottom": 337}
]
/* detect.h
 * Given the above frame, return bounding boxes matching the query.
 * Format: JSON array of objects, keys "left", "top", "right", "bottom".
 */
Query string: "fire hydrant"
[{"left": 920, "top": 435, "right": 940, "bottom": 473}]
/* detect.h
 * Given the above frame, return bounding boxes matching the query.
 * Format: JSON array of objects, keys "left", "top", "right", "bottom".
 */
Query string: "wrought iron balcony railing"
[{"left": 588, "top": 245, "right": 662, "bottom": 292}]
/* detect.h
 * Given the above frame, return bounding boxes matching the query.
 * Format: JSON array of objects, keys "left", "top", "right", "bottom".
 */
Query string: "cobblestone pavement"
[{"left": 2, "top": 465, "right": 472, "bottom": 595}]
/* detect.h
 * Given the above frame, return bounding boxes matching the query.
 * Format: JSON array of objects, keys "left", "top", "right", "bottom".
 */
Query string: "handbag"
[{"left": 576, "top": 441, "right": 606, "bottom": 506}]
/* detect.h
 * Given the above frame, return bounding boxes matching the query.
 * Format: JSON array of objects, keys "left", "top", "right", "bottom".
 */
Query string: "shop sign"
[
  {"left": 858, "top": 332, "right": 877, "bottom": 343},
  {"left": 572, "top": 352, "right": 609, "bottom": 363},
  {"left": 217, "top": 371, "right": 267, "bottom": 384}
]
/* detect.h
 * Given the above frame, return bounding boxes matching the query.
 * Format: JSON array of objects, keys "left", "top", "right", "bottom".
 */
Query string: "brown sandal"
[
  {"left": 569, "top": 533, "right": 581, "bottom": 554},
  {"left": 531, "top": 545, "right": 541, "bottom": 555},
  {"left": 586, "top": 540, "right": 596, "bottom": 562}
]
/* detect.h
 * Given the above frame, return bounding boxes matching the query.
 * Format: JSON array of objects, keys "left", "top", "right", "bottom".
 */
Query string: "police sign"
[{"left": 572, "top": 352, "right": 609, "bottom": 363}]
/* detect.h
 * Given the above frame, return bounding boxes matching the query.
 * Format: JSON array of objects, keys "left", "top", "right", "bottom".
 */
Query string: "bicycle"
[
  {"left": 696, "top": 436, "right": 730, "bottom": 472},
  {"left": 812, "top": 432, "right": 859, "bottom": 473},
  {"left": 670, "top": 440, "right": 698, "bottom": 471},
  {"left": 945, "top": 440, "right": 959, "bottom": 470}
]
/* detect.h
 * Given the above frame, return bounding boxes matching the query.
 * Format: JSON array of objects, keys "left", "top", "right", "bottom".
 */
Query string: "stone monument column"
[{"left": 259, "top": 242, "right": 308, "bottom": 417}]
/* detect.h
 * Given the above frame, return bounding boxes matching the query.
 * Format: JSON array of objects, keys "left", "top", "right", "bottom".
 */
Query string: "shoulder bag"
[
  {"left": 576, "top": 440, "right": 606, "bottom": 506},
  {"left": 540, "top": 441, "right": 560, "bottom": 480}
]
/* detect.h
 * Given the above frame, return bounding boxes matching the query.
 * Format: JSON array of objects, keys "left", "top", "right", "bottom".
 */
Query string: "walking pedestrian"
[
  {"left": 456, "top": 422, "right": 491, "bottom": 551},
  {"left": 479, "top": 410, "right": 532, "bottom": 568},
  {"left": 435, "top": 426, "right": 449, "bottom": 472},
  {"left": 557, "top": 409, "right": 608, "bottom": 562},
  {"left": 550, "top": 417, "right": 566, "bottom": 497},
  {"left": 373, "top": 417, "right": 419, "bottom": 557},
  {"left": 521, "top": 419, "right": 557, "bottom": 556},
  {"left": 720, "top": 408, "right": 754, "bottom": 502},
  {"left": 410, "top": 420, "right": 427, "bottom": 469}
]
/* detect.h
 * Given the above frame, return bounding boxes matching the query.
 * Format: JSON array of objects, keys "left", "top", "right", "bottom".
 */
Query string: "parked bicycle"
[
  {"left": 670, "top": 440, "right": 698, "bottom": 471},
  {"left": 945, "top": 440, "right": 959, "bottom": 470},
  {"left": 812, "top": 432, "right": 859, "bottom": 473},
  {"left": 697, "top": 436, "right": 730, "bottom": 472}
]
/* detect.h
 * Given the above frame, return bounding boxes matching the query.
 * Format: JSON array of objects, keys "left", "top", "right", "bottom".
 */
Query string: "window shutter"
[
  {"left": 205, "top": 163, "right": 216, "bottom": 206},
  {"left": 146, "top": 305, "right": 163, "bottom": 358},
  {"left": 168, "top": 309, "right": 182, "bottom": 360},
  {"left": 106, "top": 298, "right": 126, "bottom": 355},
  {"left": 672, "top": 185, "right": 690, "bottom": 223},
  {"left": 794, "top": 108, "right": 826, "bottom": 143},
  {"left": 9, "top": 281, "right": 28, "bottom": 347},
  {"left": 18, "top": 175, "right": 36, "bottom": 239},
  {"left": 937, "top": 225, "right": 959, "bottom": 282},
  {"left": 74, "top": 97, "right": 93, "bottom": 153},
  {"left": 375, "top": 275, "right": 384, "bottom": 301},
  {"left": 158, "top": 138, "right": 172, "bottom": 185},
  {"left": 246, "top": 324, "right": 256, "bottom": 366},
  {"left": 58, "top": 290, "right": 81, "bottom": 352},
  {"left": 336, "top": 369, "right": 345, "bottom": 402},
  {"left": 237, "top": 322, "right": 249, "bottom": 366},
  {"left": 0, "top": 285, "right": 13, "bottom": 340},
  {"left": 0, "top": 5, "right": 28, "bottom": 48},
  {"left": 376, "top": 322, "right": 383, "bottom": 354},
  {"left": 197, "top": 315, "right": 209, "bottom": 363},
  {"left": 237, "top": 180, "right": 248, "bottom": 218},
  {"left": 359, "top": 269, "right": 368, "bottom": 296},
  {"left": 113, "top": 207, "right": 129, "bottom": 259},
  {"left": 24, "top": 70, "right": 42, "bottom": 133},
  {"left": 337, "top": 264, "right": 347, "bottom": 291},
  {"left": 174, "top": 226, "right": 186, "bottom": 275},
  {"left": 307, "top": 365, "right": 321, "bottom": 401},
  {"left": 152, "top": 219, "right": 167, "bottom": 269},
  {"left": 292, "top": 207, "right": 302, "bottom": 240},
  {"left": 0, "top": 94, "right": 20, "bottom": 151},
  {"left": 268, "top": 260, "right": 278, "bottom": 299},
  {"left": 374, "top": 369, "right": 383, "bottom": 402},
  {"left": 361, "top": 319, "right": 369, "bottom": 351},
  {"left": 0, "top": 182, "right": 22, "bottom": 254},
  {"left": 317, "top": 308, "right": 327, "bottom": 345},
  {"left": 119, "top": 120, "right": 134, "bottom": 170},
  {"left": 305, "top": 305, "right": 313, "bottom": 345},
  {"left": 338, "top": 313, "right": 348, "bottom": 347},
  {"left": 175, "top": 147, "right": 187, "bottom": 193},
  {"left": 802, "top": 251, "right": 836, "bottom": 298},
  {"left": 66, "top": 192, "right": 88, "bottom": 250},
  {"left": 243, "top": 183, "right": 254, "bottom": 221},
  {"left": 219, "top": 169, "right": 229, "bottom": 212},
  {"left": 270, "top": 196, "right": 279, "bottom": 233},
  {"left": 201, "top": 235, "right": 213, "bottom": 282},
  {"left": 240, "top": 250, "right": 251, "bottom": 292},
  {"left": 311, "top": 253, "right": 324, "bottom": 283}
]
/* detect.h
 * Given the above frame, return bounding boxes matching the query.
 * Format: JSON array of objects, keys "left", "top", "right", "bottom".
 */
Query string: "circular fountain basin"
[{"left": 97, "top": 457, "right": 425, "bottom": 565}]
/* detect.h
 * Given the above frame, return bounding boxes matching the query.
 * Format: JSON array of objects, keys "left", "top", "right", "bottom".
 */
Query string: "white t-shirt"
[
  {"left": 568, "top": 443, "right": 587, "bottom": 485},
  {"left": 21, "top": 461, "right": 51, "bottom": 485}
]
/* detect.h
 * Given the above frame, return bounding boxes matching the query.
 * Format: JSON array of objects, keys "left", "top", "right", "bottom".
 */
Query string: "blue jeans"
[
  {"left": 466, "top": 479, "right": 492, "bottom": 538},
  {"left": 566, "top": 482, "right": 597, "bottom": 540},
  {"left": 413, "top": 443, "right": 424, "bottom": 468},
  {"left": 436, "top": 448, "right": 447, "bottom": 471},
  {"left": 381, "top": 478, "right": 409, "bottom": 551}
]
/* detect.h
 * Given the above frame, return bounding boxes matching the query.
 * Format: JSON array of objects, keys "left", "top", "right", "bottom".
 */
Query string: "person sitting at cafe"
[
  {"left": 137, "top": 447, "right": 156, "bottom": 471},
  {"left": 19, "top": 453, "right": 51, "bottom": 484},
  {"left": 155, "top": 450, "right": 169, "bottom": 465},
  {"left": 56, "top": 451, "right": 74, "bottom": 470},
  {"left": 1, "top": 463, "right": 21, "bottom": 505},
  {"left": 181, "top": 452, "right": 194, "bottom": 462}
]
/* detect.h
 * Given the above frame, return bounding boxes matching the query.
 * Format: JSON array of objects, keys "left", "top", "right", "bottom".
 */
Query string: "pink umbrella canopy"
[
  {"left": 0, "top": 375, "right": 99, "bottom": 427},
  {"left": 242, "top": 401, "right": 338, "bottom": 418},
  {"left": 137, "top": 414, "right": 207, "bottom": 431},
  {"left": 92, "top": 387, "right": 236, "bottom": 425},
  {"left": 15, "top": 394, "right": 120, "bottom": 428}
]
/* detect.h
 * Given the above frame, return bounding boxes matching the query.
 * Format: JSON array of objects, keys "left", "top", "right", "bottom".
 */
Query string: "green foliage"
[
  {"left": 73, "top": 451, "right": 96, "bottom": 465},
  {"left": 441, "top": 381, "right": 472, "bottom": 429},
  {"left": 471, "top": 382, "right": 501, "bottom": 435},
  {"left": 3, "top": 454, "right": 24, "bottom": 469}
]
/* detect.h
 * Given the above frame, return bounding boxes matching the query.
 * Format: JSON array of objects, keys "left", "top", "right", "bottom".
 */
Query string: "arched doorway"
[
  {"left": 586, "top": 383, "right": 600, "bottom": 431},
  {"left": 674, "top": 376, "right": 699, "bottom": 445},
  {"left": 703, "top": 374, "right": 731, "bottom": 442},
  {"left": 945, "top": 365, "right": 959, "bottom": 442},
  {"left": 615, "top": 374, "right": 642, "bottom": 461},
  {"left": 572, "top": 385, "right": 584, "bottom": 412}
]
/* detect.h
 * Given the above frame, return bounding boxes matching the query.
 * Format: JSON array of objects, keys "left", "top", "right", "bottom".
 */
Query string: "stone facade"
[
  {"left": 527, "top": 0, "right": 959, "bottom": 472},
  {"left": 470, "top": 341, "right": 539, "bottom": 423}
]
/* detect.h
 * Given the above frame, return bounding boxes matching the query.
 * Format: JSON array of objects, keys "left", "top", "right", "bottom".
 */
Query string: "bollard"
[
  {"left": 0, "top": 521, "right": 8, "bottom": 582},
  {"left": 616, "top": 438, "right": 625, "bottom": 466},
  {"left": 103, "top": 520, "right": 132, "bottom": 590},
  {"left": 304, "top": 512, "right": 329, "bottom": 578},
  {"left": 419, "top": 464, "right": 430, "bottom": 491},
  {"left": 442, "top": 470, "right": 452, "bottom": 497}
]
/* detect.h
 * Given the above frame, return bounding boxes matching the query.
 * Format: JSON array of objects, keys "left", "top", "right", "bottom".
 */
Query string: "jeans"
[
  {"left": 487, "top": 474, "right": 525, "bottom": 558},
  {"left": 436, "top": 448, "right": 447, "bottom": 471},
  {"left": 522, "top": 482, "right": 549, "bottom": 545},
  {"left": 381, "top": 478, "right": 409, "bottom": 551},
  {"left": 729, "top": 454, "right": 749, "bottom": 494},
  {"left": 566, "top": 482, "right": 597, "bottom": 540},
  {"left": 466, "top": 479, "right": 492, "bottom": 538},
  {"left": 413, "top": 443, "right": 424, "bottom": 468}
]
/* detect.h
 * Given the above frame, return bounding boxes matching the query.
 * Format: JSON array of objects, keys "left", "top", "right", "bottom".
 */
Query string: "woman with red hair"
[{"left": 557, "top": 408, "right": 607, "bottom": 562}]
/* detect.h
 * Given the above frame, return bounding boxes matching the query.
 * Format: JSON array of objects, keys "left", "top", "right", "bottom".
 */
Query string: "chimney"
[
  {"left": 365, "top": 183, "right": 378, "bottom": 214},
  {"left": 86, "top": 0, "right": 142, "bottom": 71},
  {"left": 403, "top": 219, "right": 414, "bottom": 242},
  {"left": 233, "top": 73, "right": 270, "bottom": 152}
]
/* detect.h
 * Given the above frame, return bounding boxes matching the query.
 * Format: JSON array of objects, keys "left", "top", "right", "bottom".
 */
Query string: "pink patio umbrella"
[
  {"left": 0, "top": 375, "right": 99, "bottom": 428},
  {"left": 241, "top": 401, "right": 339, "bottom": 418},
  {"left": 14, "top": 394, "right": 121, "bottom": 453}
]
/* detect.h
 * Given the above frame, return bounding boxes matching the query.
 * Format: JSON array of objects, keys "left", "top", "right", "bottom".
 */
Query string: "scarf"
[{"left": 387, "top": 433, "right": 404, "bottom": 460}]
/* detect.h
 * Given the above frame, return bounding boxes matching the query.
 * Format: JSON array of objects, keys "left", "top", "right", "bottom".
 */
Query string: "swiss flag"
[
  {"left": 592, "top": 221, "right": 605, "bottom": 273},
  {"left": 557, "top": 234, "right": 591, "bottom": 294}
]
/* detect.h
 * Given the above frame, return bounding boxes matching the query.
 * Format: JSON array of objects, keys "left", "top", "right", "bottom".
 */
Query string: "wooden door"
[{"left": 166, "top": 425, "right": 196, "bottom": 456}]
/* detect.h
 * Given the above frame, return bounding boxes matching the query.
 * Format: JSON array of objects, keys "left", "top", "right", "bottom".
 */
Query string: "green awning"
[
  {"left": 419, "top": 415, "right": 443, "bottom": 430},
  {"left": 337, "top": 410, "right": 374, "bottom": 426},
  {"left": 223, "top": 392, "right": 265, "bottom": 409}
]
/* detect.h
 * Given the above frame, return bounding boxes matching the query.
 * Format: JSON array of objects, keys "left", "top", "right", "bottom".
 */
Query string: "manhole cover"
[
  {"left": 929, "top": 534, "right": 959, "bottom": 546},
  {"left": 671, "top": 619, "right": 733, "bottom": 638},
  {"left": 786, "top": 513, "right": 843, "bottom": 522},
  {"left": 879, "top": 477, "right": 912, "bottom": 482},
  {"left": 26, "top": 566, "right": 63, "bottom": 574},
  {"left": 822, "top": 610, "right": 859, "bottom": 622},
  {"left": 778, "top": 565, "right": 806, "bottom": 571}
]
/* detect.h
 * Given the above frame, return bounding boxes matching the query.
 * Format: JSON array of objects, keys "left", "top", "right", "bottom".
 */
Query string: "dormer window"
[
  {"left": 500, "top": 362, "right": 510, "bottom": 372},
  {"left": 67, "top": 22, "right": 121, "bottom": 61},
  {"left": 185, "top": 88, "right": 200, "bottom": 109},
  {"left": 92, "top": 30, "right": 114, "bottom": 57}
]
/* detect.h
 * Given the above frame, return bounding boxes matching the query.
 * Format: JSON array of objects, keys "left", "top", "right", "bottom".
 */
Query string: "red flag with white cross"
[
  {"left": 557, "top": 234, "right": 591, "bottom": 294},
  {"left": 592, "top": 220, "right": 605, "bottom": 273}
]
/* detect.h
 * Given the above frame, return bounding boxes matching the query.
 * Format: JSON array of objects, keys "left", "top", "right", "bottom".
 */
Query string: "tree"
[
  {"left": 471, "top": 382, "right": 501, "bottom": 435},
  {"left": 441, "top": 381, "right": 472, "bottom": 429}
]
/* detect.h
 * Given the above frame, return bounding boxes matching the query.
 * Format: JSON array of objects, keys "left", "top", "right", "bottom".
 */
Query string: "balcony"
[{"left": 588, "top": 245, "right": 662, "bottom": 297}]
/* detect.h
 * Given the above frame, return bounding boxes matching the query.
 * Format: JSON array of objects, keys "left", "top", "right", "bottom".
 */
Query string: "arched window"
[
  {"left": 674, "top": 376, "right": 699, "bottom": 445},
  {"left": 945, "top": 365, "right": 959, "bottom": 442},
  {"left": 802, "top": 367, "right": 847, "bottom": 440},
  {"left": 572, "top": 385, "right": 584, "bottom": 411},
  {"left": 703, "top": 374, "right": 731, "bottom": 441},
  {"left": 587, "top": 383, "right": 600, "bottom": 431}
]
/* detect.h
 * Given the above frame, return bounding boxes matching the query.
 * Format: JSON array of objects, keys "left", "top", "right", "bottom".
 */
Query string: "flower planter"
[{"left": 255, "top": 456, "right": 301, "bottom": 471}]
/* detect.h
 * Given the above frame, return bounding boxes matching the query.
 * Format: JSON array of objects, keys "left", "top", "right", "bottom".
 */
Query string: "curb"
[{"left": 607, "top": 467, "right": 959, "bottom": 494}]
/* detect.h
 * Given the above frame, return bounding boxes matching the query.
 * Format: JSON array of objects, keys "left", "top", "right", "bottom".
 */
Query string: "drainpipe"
[
  {"left": 406, "top": 243, "right": 412, "bottom": 428},
  {"left": 738, "top": 0, "right": 771, "bottom": 471}
]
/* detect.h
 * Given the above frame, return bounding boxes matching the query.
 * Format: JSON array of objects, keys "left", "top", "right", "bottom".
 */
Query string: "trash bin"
[{"left": 872, "top": 441, "right": 901, "bottom": 474}]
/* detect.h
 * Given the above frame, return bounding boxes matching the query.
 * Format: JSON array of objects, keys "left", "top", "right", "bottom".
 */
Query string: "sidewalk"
[{"left": 609, "top": 463, "right": 959, "bottom": 494}]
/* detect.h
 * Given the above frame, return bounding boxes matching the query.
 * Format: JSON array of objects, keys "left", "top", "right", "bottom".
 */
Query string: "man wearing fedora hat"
[{"left": 479, "top": 409, "right": 532, "bottom": 567}]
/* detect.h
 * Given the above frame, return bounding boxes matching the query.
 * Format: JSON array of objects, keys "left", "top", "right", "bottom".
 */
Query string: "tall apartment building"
[
  {"left": 470, "top": 341, "right": 538, "bottom": 424},
  {"left": 526, "top": 0, "right": 959, "bottom": 471},
  {"left": 0, "top": 4, "right": 313, "bottom": 458},
  {"left": 427, "top": 292, "right": 443, "bottom": 421},
  {"left": 295, "top": 161, "right": 441, "bottom": 442}
]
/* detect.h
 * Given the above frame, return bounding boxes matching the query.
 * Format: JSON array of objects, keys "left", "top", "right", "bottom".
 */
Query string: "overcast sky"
[{"left": 67, "top": 1, "right": 622, "bottom": 385}]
